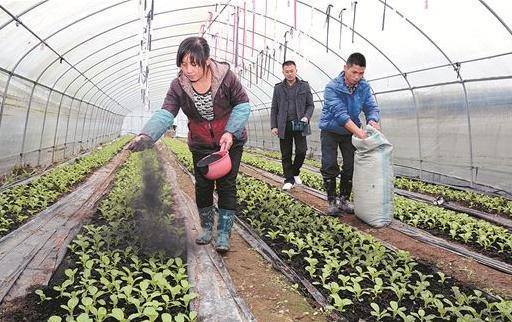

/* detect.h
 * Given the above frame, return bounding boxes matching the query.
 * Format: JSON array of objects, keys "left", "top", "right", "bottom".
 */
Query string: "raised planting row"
[
  {"left": 394, "top": 177, "right": 512, "bottom": 217},
  {"left": 394, "top": 196, "right": 512, "bottom": 263},
  {"left": 162, "top": 139, "right": 193, "bottom": 172},
  {"left": 241, "top": 153, "right": 512, "bottom": 265},
  {"left": 236, "top": 175, "right": 512, "bottom": 321},
  {"left": 33, "top": 150, "right": 197, "bottom": 322},
  {"left": 246, "top": 147, "right": 322, "bottom": 169},
  {"left": 246, "top": 147, "right": 512, "bottom": 217},
  {"left": 0, "top": 135, "right": 133, "bottom": 237},
  {"left": 242, "top": 152, "right": 323, "bottom": 187}
]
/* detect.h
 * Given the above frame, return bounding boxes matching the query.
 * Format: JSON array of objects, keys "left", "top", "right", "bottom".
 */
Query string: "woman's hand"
[
  {"left": 219, "top": 132, "right": 233, "bottom": 150},
  {"left": 126, "top": 134, "right": 154, "bottom": 151}
]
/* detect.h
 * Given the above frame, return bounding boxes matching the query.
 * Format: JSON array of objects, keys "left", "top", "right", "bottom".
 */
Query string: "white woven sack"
[{"left": 352, "top": 125, "right": 394, "bottom": 227}]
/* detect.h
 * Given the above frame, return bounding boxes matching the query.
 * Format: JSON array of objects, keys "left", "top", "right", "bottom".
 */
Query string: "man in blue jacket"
[{"left": 319, "top": 53, "right": 380, "bottom": 215}]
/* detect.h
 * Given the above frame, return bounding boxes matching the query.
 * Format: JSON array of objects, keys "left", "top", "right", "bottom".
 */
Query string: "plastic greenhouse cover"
[
  {"left": 0, "top": 0, "right": 511, "bottom": 193},
  {"left": 0, "top": 0, "right": 509, "bottom": 110}
]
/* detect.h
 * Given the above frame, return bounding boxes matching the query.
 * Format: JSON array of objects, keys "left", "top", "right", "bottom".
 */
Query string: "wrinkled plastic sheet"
[
  {"left": 394, "top": 188, "right": 512, "bottom": 231},
  {"left": 0, "top": 150, "right": 129, "bottom": 304}
]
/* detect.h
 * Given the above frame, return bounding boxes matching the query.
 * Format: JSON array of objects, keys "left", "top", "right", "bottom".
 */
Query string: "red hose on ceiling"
[
  {"left": 242, "top": 2, "right": 246, "bottom": 69},
  {"left": 252, "top": 0, "right": 256, "bottom": 57},
  {"left": 294, "top": 0, "right": 297, "bottom": 29}
]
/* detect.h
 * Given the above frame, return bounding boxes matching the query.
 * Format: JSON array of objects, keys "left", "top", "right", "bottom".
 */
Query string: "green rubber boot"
[
  {"left": 195, "top": 206, "right": 215, "bottom": 245},
  {"left": 215, "top": 208, "right": 235, "bottom": 252}
]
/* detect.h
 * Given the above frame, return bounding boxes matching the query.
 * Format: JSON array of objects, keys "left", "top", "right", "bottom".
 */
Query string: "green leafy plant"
[
  {"left": 328, "top": 293, "right": 353, "bottom": 313},
  {"left": 34, "top": 150, "right": 197, "bottom": 321},
  {"left": 370, "top": 302, "right": 391, "bottom": 320},
  {"left": 387, "top": 301, "right": 406, "bottom": 319},
  {"left": 170, "top": 138, "right": 509, "bottom": 322}
]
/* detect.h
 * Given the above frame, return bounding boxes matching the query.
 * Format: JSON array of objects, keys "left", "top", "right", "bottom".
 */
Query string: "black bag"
[{"left": 291, "top": 120, "right": 306, "bottom": 132}]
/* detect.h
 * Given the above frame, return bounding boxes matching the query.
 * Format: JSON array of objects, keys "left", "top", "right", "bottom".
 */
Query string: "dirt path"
[
  {"left": 239, "top": 164, "right": 512, "bottom": 299},
  {"left": 165, "top": 150, "right": 328, "bottom": 321}
]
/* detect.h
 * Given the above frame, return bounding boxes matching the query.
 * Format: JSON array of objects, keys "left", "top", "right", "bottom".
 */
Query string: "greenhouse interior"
[{"left": 0, "top": 0, "right": 511, "bottom": 321}]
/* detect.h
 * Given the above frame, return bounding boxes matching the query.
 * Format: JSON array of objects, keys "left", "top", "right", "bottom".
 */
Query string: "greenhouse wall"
[
  {"left": 0, "top": 70, "right": 122, "bottom": 174},
  {"left": 245, "top": 82, "right": 512, "bottom": 195}
]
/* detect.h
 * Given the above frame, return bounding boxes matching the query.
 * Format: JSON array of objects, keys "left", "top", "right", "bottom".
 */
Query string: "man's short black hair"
[
  {"left": 346, "top": 53, "right": 366, "bottom": 67},
  {"left": 176, "top": 36, "right": 210, "bottom": 69},
  {"left": 282, "top": 60, "right": 296, "bottom": 68}
]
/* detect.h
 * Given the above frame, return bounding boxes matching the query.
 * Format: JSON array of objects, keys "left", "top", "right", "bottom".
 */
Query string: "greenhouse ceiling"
[
  {"left": 0, "top": 0, "right": 511, "bottom": 193},
  {"left": 2, "top": 0, "right": 511, "bottom": 114}
]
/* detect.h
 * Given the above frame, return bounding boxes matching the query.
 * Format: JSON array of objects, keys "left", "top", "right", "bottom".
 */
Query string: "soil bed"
[
  {"left": 0, "top": 151, "right": 188, "bottom": 321},
  {"left": 243, "top": 153, "right": 512, "bottom": 266},
  {"left": 239, "top": 164, "right": 512, "bottom": 299},
  {"left": 241, "top": 210, "right": 494, "bottom": 321}
]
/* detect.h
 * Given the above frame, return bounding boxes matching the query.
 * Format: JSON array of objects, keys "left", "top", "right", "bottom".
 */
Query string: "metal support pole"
[
  {"left": 63, "top": 98, "right": 76, "bottom": 159},
  {"left": 19, "top": 83, "right": 38, "bottom": 164},
  {"left": 51, "top": 93, "right": 66, "bottom": 163}
]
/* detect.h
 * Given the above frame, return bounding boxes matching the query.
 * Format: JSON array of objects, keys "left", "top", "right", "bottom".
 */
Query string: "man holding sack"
[{"left": 319, "top": 53, "right": 381, "bottom": 216}]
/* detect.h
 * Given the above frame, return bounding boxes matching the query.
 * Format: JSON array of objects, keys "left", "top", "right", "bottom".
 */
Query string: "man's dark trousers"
[
  {"left": 320, "top": 131, "right": 356, "bottom": 198},
  {"left": 280, "top": 121, "right": 307, "bottom": 184}
]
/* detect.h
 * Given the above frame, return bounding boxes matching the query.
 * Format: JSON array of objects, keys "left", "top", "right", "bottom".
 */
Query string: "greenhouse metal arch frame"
[{"left": 0, "top": 0, "right": 511, "bottom": 195}]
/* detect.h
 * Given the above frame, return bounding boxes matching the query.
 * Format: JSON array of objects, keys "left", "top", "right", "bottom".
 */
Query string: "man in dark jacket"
[{"left": 271, "top": 61, "right": 315, "bottom": 190}]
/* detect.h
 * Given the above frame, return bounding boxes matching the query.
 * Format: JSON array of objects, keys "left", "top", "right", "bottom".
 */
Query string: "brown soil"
[
  {"left": 166, "top": 152, "right": 328, "bottom": 321},
  {"left": 225, "top": 234, "right": 327, "bottom": 321},
  {"left": 3, "top": 148, "right": 509, "bottom": 321},
  {"left": 1, "top": 150, "right": 328, "bottom": 322},
  {"left": 239, "top": 164, "right": 512, "bottom": 299}
]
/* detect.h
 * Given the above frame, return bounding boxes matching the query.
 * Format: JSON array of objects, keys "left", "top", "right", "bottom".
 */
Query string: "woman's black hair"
[{"left": 176, "top": 36, "right": 210, "bottom": 69}]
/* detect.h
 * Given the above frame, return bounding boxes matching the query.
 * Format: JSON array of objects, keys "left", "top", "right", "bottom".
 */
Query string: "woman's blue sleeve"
[
  {"left": 141, "top": 109, "right": 175, "bottom": 141},
  {"left": 224, "top": 102, "right": 251, "bottom": 139}
]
